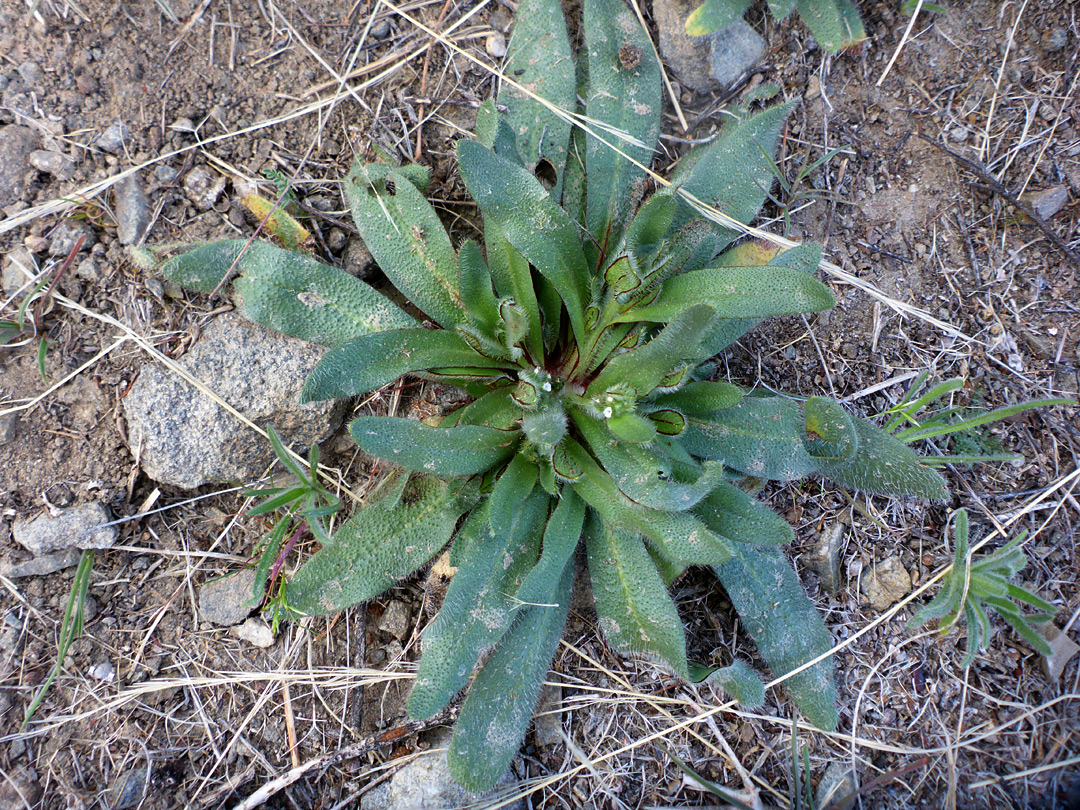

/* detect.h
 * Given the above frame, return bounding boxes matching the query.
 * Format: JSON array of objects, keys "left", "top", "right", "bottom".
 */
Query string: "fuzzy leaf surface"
[
  {"left": 714, "top": 544, "right": 838, "bottom": 730},
  {"left": 693, "top": 481, "right": 794, "bottom": 546},
  {"left": 350, "top": 417, "right": 519, "bottom": 476},
  {"left": 685, "top": 0, "right": 752, "bottom": 35},
  {"left": 800, "top": 0, "right": 866, "bottom": 51},
  {"left": 515, "top": 489, "right": 586, "bottom": 606}
]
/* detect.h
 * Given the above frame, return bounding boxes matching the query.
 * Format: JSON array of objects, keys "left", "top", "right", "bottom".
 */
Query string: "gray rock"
[
  {"left": 807, "top": 523, "right": 845, "bottom": 594},
  {"left": 1024, "top": 185, "right": 1069, "bottom": 220},
  {"left": 0, "top": 765, "right": 42, "bottom": 809},
  {"left": 199, "top": 568, "right": 259, "bottom": 626},
  {"left": 378, "top": 600, "right": 412, "bottom": 640},
  {"left": 231, "top": 617, "right": 275, "bottom": 647},
  {"left": 97, "top": 121, "right": 131, "bottom": 154},
  {"left": 107, "top": 767, "right": 148, "bottom": 810},
  {"left": 123, "top": 314, "right": 340, "bottom": 488},
  {"left": 360, "top": 727, "right": 523, "bottom": 810},
  {"left": 0, "top": 548, "right": 82, "bottom": 578},
  {"left": 75, "top": 255, "right": 105, "bottom": 282},
  {"left": 12, "top": 502, "right": 118, "bottom": 555},
  {"left": 1043, "top": 27, "right": 1068, "bottom": 52},
  {"left": 1, "top": 246, "right": 35, "bottom": 295},
  {"left": 17, "top": 61, "right": 45, "bottom": 87},
  {"left": 114, "top": 172, "right": 151, "bottom": 245},
  {"left": 707, "top": 20, "right": 765, "bottom": 88},
  {"left": 0, "top": 412, "right": 17, "bottom": 445},
  {"left": 154, "top": 164, "right": 179, "bottom": 184},
  {"left": 343, "top": 237, "right": 376, "bottom": 279},
  {"left": 29, "top": 149, "right": 75, "bottom": 179},
  {"left": 653, "top": 0, "right": 764, "bottom": 93},
  {"left": 533, "top": 680, "right": 563, "bottom": 748},
  {"left": 816, "top": 761, "right": 858, "bottom": 807},
  {"left": 0, "top": 125, "right": 40, "bottom": 207},
  {"left": 183, "top": 165, "right": 227, "bottom": 210},
  {"left": 861, "top": 556, "right": 912, "bottom": 611},
  {"left": 49, "top": 218, "right": 96, "bottom": 257}
]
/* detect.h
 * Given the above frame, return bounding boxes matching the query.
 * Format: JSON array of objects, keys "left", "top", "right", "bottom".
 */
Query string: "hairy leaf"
[{"left": 350, "top": 417, "right": 519, "bottom": 476}]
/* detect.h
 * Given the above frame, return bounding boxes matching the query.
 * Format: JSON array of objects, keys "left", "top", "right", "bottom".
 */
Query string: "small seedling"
[{"left": 909, "top": 509, "right": 1056, "bottom": 667}]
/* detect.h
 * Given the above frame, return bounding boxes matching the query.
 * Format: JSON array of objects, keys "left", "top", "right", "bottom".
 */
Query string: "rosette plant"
[{"left": 159, "top": 0, "right": 947, "bottom": 789}]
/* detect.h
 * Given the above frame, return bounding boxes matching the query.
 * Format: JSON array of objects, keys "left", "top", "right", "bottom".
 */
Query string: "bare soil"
[{"left": 1, "top": 0, "right": 1078, "bottom": 807}]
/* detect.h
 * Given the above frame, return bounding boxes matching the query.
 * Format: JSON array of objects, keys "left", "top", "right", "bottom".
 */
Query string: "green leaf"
[
  {"left": 803, "top": 396, "right": 859, "bottom": 464},
  {"left": 161, "top": 240, "right": 416, "bottom": 346},
  {"left": 624, "top": 193, "right": 677, "bottom": 272},
  {"left": 798, "top": 0, "right": 866, "bottom": 52},
  {"left": 350, "top": 417, "right": 519, "bottom": 476},
  {"left": 490, "top": 453, "right": 539, "bottom": 536},
  {"left": 589, "top": 304, "right": 717, "bottom": 399},
  {"left": 624, "top": 264, "right": 834, "bottom": 323},
  {"left": 685, "top": 0, "right": 752, "bottom": 35},
  {"left": 484, "top": 221, "right": 544, "bottom": 361},
  {"left": 301, "top": 328, "right": 506, "bottom": 402},
  {"left": 814, "top": 412, "right": 949, "bottom": 499},
  {"left": 499, "top": 0, "right": 576, "bottom": 198},
  {"left": 767, "top": 0, "right": 797, "bottom": 20},
  {"left": 458, "top": 239, "right": 500, "bottom": 333},
  {"left": 344, "top": 162, "right": 464, "bottom": 329},
  {"left": 448, "top": 559, "right": 573, "bottom": 791},
  {"left": 285, "top": 475, "right": 474, "bottom": 615},
  {"left": 458, "top": 139, "right": 589, "bottom": 343},
  {"left": 606, "top": 411, "right": 658, "bottom": 444},
  {"left": 586, "top": 515, "right": 690, "bottom": 677},
  {"left": 714, "top": 544, "right": 838, "bottom": 730},
  {"left": 583, "top": 0, "right": 662, "bottom": 268},
  {"left": 651, "top": 380, "right": 744, "bottom": 415},
  {"left": 689, "top": 659, "right": 766, "bottom": 707},
  {"left": 693, "top": 481, "right": 794, "bottom": 546},
  {"left": 683, "top": 396, "right": 817, "bottom": 480},
  {"left": 515, "top": 489, "right": 586, "bottom": 606},
  {"left": 408, "top": 492, "right": 550, "bottom": 719}
]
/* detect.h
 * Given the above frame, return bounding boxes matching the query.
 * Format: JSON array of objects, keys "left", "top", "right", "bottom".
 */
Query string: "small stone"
[
  {"left": 653, "top": 0, "right": 763, "bottom": 93},
  {"left": 378, "top": 600, "right": 412, "bottom": 640},
  {"left": 107, "top": 767, "right": 148, "bottom": 810},
  {"left": 114, "top": 172, "right": 151, "bottom": 245},
  {"left": 370, "top": 18, "right": 391, "bottom": 39},
  {"left": 48, "top": 218, "right": 96, "bottom": 257},
  {"left": 808, "top": 523, "right": 845, "bottom": 595},
  {"left": 170, "top": 117, "right": 196, "bottom": 133},
  {"left": 97, "top": 121, "right": 131, "bottom": 154},
  {"left": 89, "top": 661, "right": 116, "bottom": 682},
  {"left": 486, "top": 31, "right": 507, "bottom": 58},
  {"left": 325, "top": 226, "right": 347, "bottom": 253},
  {"left": 183, "top": 165, "right": 228, "bottom": 210},
  {"left": 153, "top": 164, "right": 179, "bottom": 184},
  {"left": 862, "top": 556, "right": 912, "bottom": 611},
  {"left": 343, "top": 237, "right": 375, "bottom": 279},
  {"left": 29, "top": 149, "right": 75, "bottom": 179},
  {"left": 1043, "top": 28, "right": 1068, "bottom": 52},
  {"left": 1035, "top": 622, "right": 1079, "bottom": 681},
  {"left": 75, "top": 256, "right": 104, "bottom": 282},
  {"left": 806, "top": 75, "right": 821, "bottom": 101},
  {"left": 232, "top": 617, "right": 275, "bottom": 648},
  {"left": 0, "top": 411, "right": 17, "bottom": 445},
  {"left": 0, "top": 125, "right": 41, "bottom": 207},
  {"left": 1023, "top": 185, "right": 1068, "bottom": 220},
  {"left": 17, "top": 61, "right": 45, "bottom": 86},
  {"left": 0, "top": 548, "right": 82, "bottom": 578},
  {"left": 816, "top": 761, "right": 858, "bottom": 807},
  {"left": 0, "top": 766, "right": 42, "bottom": 808},
  {"left": 12, "top": 502, "right": 118, "bottom": 555},
  {"left": 533, "top": 680, "right": 563, "bottom": 748},
  {"left": 707, "top": 21, "right": 764, "bottom": 87},
  {"left": 198, "top": 568, "right": 259, "bottom": 626}
]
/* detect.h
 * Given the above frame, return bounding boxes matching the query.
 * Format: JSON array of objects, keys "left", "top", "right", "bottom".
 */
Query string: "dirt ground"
[{"left": 1, "top": 0, "right": 1078, "bottom": 807}]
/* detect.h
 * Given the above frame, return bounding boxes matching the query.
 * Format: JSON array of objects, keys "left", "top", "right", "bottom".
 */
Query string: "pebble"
[
  {"left": 48, "top": 218, "right": 96, "bottom": 257},
  {"left": 343, "top": 237, "right": 375, "bottom": 279},
  {"left": 0, "top": 125, "right": 41, "bottom": 207},
  {"left": 75, "top": 255, "right": 105, "bottom": 282},
  {"left": 0, "top": 411, "right": 17, "bottom": 445},
  {"left": 97, "top": 121, "right": 131, "bottom": 154},
  {"left": 816, "top": 761, "right": 858, "bottom": 806},
  {"left": 183, "top": 165, "right": 228, "bottom": 210},
  {"left": 17, "top": 60, "right": 45, "bottom": 86},
  {"left": 107, "top": 767, "right": 148, "bottom": 810},
  {"left": 232, "top": 617, "right": 275, "bottom": 648},
  {"left": 861, "top": 556, "right": 912, "bottom": 611},
  {"left": 0, "top": 548, "right": 82, "bottom": 578},
  {"left": 153, "top": 164, "right": 179, "bottom": 184},
  {"left": 370, "top": 18, "right": 391, "bottom": 39},
  {"left": 807, "top": 523, "right": 845, "bottom": 595},
  {"left": 653, "top": 0, "right": 763, "bottom": 92},
  {"left": 707, "top": 20, "right": 765, "bottom": 88},
  {"left": 198, "top": 568, "right": 259, "bottom": 626},
  {"left": 486, "top": 31, "right": 507, "bottom": 59},
  {"left": 1023, "top": 185, "right": 1068, "bottom": 220},
  {"left": 12, "top": 502, "right": 118, "bottom": 555},
  {"left": 378, "top": 600, "right": 412, "bottom": 639},
  {"left": 114, "top": 172, "right": 151, "bottom": 245},
  {"left": 170, "top": 117, "right": 196, "bottom": 133},
  {"left": 0, "top": 766, "right": 43, "bottom": 808},
  {"left": 533, "top": 681, "right": 564, "bottom": 748},
  {"left": 29, "top": 149, "right": 75, "bottom": 179},
  {"left": 89, "top": 661, "right": 116, "bottom": 682},
  {"left": 1043, "top": 28, "right": 1068, "bottom": 52},
  {"left": 1036, "top": 621, "right": 1079, "bottom": 681}
]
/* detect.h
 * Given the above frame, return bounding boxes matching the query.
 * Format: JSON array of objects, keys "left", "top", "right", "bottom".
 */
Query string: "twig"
[{"left": 919, "top": 133, "right": 1080, "bottom": 271}]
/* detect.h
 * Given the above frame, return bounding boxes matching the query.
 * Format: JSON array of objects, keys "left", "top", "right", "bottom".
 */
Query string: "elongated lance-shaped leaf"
[
  {"left": 344, "top": 162, "right": 464, "bottom": 329},
  {"left": 767, "top": 0, "right": 797, "bottom": 19},
  {"left": 285, "top": 475, "right": 476, "bottom": 615},
  {"left": 623, "top": 193, "right": 677, "bottom": 273},
  {"left": 515, "top": 488, "right": 586, "bottom": 606},
  {"left": 693, "top": 481, "right": 794, "bottom": 546},
  {"left": 586, "top": 514, "right": 690, "bottom": 677},
  {"left": 489, "top": 453, "right": 539, "bottom": 536},
  {"left": 476, "top": 99, "right": 526, "bottom": 167},
  {"left": 484, "top": 220, "right": 544, "bottom": 362},
  {"left": 498, "top": 0, "right": 575, "bottom": 198},
  {"left": 813, "top": 411, "right": 949, "bottom": 499},
  {"left": 622, "top": 264, "right": 834, "bottom": 324},
  {"left": 714, "top": 544, "right": 839, "bottom": 730},
  {"left": 573, "top": 411, "right": 726, "bottom": 511},
  {"left": 458, "top": 239, "right": 500, "bottom": 334},
  {"left": 162, "top": 240, "right": 416, "bottom": 347},
  {"left": 664, "top": 101, "right": 794, "bottom": 251},
  {"left": 458, "top": 139, "right": 589, "bottom": 343},
  {"left": 588, "top": 304, "right": 717, "bottom": 399},
  {"left": 301, "top": 328, "right": 507, "bottom": 402},
  {"left": 408, "top": 491, "right": 550, "bottom": 719},
  {"left": 448, "top": 559, "right": 573, "bottom": 791},
  {"left": 582, "top": 0, "right": 662, "bottom": 269},
  {"left": 651, "top": 380, "right": 744, "bottom": 415},
  {"left": 803, "top": 396, "right": 859, "bottom": 464},
  {"left": 685, "top": 0, "right": 753, "bottom": 36},
  {"left": 799, "top": 0, "right": 866, "bottom": 52},
  {"left": 682, "top": 395, "right": 818, "bottom": 480},
  {"left": 565, "top": 439, "right": 734, "bottom": 565},
  {"left": 350, "top": 417, "right": 519, "bottom": 476},
  {"left": 451, "top": 386, "right": 521, "bottom": 430},
  {"left": 687, "top": 659, "right": 766, "bottom": 707}
]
